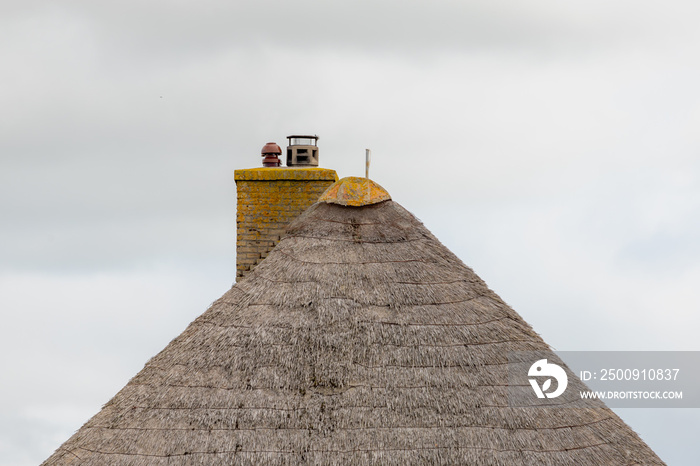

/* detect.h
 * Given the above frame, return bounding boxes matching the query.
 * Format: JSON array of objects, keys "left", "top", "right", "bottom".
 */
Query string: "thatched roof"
[{"left": 43, "top": 177, "right": 663, "bottom": 465}]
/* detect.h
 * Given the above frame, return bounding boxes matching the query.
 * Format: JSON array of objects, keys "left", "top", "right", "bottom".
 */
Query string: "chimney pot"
[{"left": 261, "top": 142, "right": 282, "bottom": 167}]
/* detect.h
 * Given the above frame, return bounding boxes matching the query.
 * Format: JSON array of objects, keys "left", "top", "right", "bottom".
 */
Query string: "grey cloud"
[{"left": 5, "top": 0, "right": 676, "bottom": 63}]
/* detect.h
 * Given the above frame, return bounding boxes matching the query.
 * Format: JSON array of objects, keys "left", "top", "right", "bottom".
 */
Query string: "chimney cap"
[
  {"left": 261, "top": 142, "right": 282, "bottom": 155},
  {"left": 287, "top": 135, "right": 319, "bottom": 146}
]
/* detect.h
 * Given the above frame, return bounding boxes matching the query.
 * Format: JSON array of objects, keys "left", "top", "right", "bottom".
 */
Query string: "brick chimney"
[{"left": 234, "top": 142, "right": 337, "bottom": 280}]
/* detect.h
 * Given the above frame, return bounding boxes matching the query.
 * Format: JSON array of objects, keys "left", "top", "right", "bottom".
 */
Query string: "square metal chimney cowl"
[{"left": 286, "top": 134, "right": 319, "bottom": 167}]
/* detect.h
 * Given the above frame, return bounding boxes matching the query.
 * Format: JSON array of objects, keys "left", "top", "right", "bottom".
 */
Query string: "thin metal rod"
[{"left": 365, "top": 149, "right": 371, "bottom": 179}]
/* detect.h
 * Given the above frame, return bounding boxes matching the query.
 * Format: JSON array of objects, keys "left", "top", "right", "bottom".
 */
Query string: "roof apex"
[{"left": 318, "top": 176, "right": 391, "bottom": 207}]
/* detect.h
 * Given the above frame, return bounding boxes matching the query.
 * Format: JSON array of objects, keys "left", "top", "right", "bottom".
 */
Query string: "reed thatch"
[{"left": 42, "top": 189, "right": 664, "bottom": 465}]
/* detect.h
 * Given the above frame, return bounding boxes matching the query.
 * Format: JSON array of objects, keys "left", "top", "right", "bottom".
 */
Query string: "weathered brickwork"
[{"left": 234, "top": 167, "right": 338, "bottom": 281}]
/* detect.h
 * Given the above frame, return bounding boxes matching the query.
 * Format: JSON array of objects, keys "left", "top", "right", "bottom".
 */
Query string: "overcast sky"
[{"left": 1, "top": 1, "right": 699, "bottom": 464}]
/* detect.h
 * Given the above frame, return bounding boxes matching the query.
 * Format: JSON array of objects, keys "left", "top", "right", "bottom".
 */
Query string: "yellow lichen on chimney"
[{"left": 234, "top": 167, "right": 338, "bottom": 280}]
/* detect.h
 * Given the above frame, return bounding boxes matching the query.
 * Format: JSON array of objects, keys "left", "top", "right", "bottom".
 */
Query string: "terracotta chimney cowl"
[{"left": 261, "top": 142, "right": 282, "bottom": 167}]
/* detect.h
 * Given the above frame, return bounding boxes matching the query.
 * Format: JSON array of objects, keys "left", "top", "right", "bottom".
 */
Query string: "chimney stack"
[{"left": 234, "top": 137, "right": 337, "bottom": 280}]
